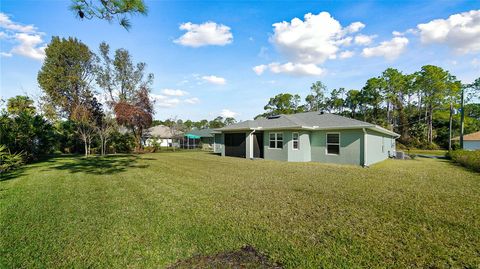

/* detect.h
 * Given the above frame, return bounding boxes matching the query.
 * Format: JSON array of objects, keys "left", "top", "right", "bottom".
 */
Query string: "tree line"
[
  {"left": 0, "top": 36, "right": 238, "bottom": 167},
  {"left": 257, "top": 67, "right": 479, "bottom": 149}
]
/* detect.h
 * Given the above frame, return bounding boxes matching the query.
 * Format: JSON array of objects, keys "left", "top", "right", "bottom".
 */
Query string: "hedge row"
[{"left": 448, "top": 150, "right": 480, "bottom": 172}]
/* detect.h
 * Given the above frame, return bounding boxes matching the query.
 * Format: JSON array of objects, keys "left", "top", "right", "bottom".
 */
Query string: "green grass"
[
  {"left": 1, "top": 152, "right": 479, "bottom": 268},
  {"left": 403, "top": 149, "right": 448, "bottom": 156}
]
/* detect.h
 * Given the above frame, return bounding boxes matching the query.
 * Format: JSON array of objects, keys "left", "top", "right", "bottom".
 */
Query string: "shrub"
[
  {"left": 0, "top": 145, "right": 24, "bottom": 173},
  {"left": 448, "top": 150, "right": 480, "bottom": 172}
]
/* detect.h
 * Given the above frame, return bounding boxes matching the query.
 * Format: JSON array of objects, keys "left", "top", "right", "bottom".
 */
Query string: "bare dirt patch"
[{"left": 167, "top": 245, "right": 282, "bottom": 269}]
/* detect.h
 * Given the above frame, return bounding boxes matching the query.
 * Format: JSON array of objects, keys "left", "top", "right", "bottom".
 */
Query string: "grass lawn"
[
  {"left": 1, "top": 152, "right": 479, "bottom": 268},
  {"left": 402, "top": 149, "right": 448, "bottom": 156}
]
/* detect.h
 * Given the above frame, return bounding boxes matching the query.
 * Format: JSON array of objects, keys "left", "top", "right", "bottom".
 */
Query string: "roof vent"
[{"left": 267, "top": 115, "right": 281, "bottom": 119}]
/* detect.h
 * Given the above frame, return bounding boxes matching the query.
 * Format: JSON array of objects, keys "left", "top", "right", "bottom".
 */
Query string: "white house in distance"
[
  {"left": 144, "top": 125, "right": 182, "bottom": 147},
  {"left": 453, "top": 131, "right": 480, "bottom": 150}
]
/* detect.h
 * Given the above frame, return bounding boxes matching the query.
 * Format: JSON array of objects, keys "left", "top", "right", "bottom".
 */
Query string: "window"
[
  {"left": 269, "top": 132, "right": 283, "bottom": 149},
  {"left": 326, "top": 133, "right": 340, "bottom": 155},
  {"left": 292, "top": 132, "right": 299, "bottom": 150}
]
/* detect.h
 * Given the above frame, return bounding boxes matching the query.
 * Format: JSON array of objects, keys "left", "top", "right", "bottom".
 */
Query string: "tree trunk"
[
  {"left": 448, "top": 102, "right": 453, "bottom": 150},
  {"left": 428, "top": 105, "right": 433, "bottom": 144}
]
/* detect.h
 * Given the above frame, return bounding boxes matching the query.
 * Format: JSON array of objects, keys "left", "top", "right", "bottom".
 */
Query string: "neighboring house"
[
  {"left": 181, "top": 128, "right": 215, "bottom": 149},
  {"left": 144, "top": 125, "right": 182, "bottom": 147},
  {"left": 452, "top": 131, "right": 480, "bottom": 150},
  {"left": 213, "top": 112, "right": 399, "bottom": 166}
]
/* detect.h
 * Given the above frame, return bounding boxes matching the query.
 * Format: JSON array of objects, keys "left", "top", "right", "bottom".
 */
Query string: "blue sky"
[{"left": 1, "top": 0, "right": 479, "bottom": 120}]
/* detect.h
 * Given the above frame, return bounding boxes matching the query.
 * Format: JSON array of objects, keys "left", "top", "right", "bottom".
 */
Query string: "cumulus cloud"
[
  {"left": 184, "top": 97, "right": 200, "bottom": 104},
  {"left": 202, "top": 75, "right": 226, "bottom": 85},
  {"left": 270, "top": 12, "right": 365, "bottom": 64},
  {"left": 417, "top": 9, "right": 480, "bottom": 54},
  {"left": 161, "top": 88, "right": 188, "bottom": 96},
  {"left": 362, "top": 36, "right": 409, "bottom": 60},
  {"left": 174, "top": 21, "right": 233, "bottom": 47},
  {"left": 0, "top": 12, "right": 46, "bottom": 61},
  {"left": 253, "top": 62, "right": 324, "bottom": 76},
  {"left": 0, "top": 51, "right": 12, "bottom": 57},
  {"left": 220, "top": 109, "right": 238, "bottom": 118},
  {"left": 10, "top": 33, "right": 46, "bottom": 60},
  {"left": 339, "top": 50, "right": 355, "bottom": 59},
  {"left": 151, "top": 93, "right": 200, "bottom": 108},
  {"left": 354, "top": 34, "right": 375, "bottom": 45},
  {"left": 0, "top": 13, "right": 36, "bottom": 32}
]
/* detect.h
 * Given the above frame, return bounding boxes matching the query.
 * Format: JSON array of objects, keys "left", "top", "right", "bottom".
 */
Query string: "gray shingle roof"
[
  {"left": 217, "top": 112, "right": 399, "bottom": 137},
  {"left": 145, "top": 125, "right": 183, "bottom": 138}
]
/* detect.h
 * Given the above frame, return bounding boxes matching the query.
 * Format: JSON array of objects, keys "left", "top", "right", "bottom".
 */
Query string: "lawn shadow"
[
  {"left": 0, "top": 167, "right": 27, "bottom": 182},
  {"left": 50, "top": 154, "right": 148, "bottom": 175}
]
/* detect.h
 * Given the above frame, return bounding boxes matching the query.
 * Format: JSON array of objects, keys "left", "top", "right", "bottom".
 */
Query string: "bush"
[
  {"left": 448, "top": 150, "right": 480, "bottom": 172},
  {"left": 0, "top": 145, "right": 24, "bottom": 173}
]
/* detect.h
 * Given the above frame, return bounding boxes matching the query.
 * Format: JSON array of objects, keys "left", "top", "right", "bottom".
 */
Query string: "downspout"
[
  {"left": 248, "top": 129, "right": 256, "bottom": 160},
  {"left": 362, "top": 128, "right": 368, "bottom": 168}
]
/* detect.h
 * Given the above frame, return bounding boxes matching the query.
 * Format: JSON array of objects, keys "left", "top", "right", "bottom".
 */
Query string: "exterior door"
[{"left": 253, "top": 132, "right": 264, "bottom": 158}]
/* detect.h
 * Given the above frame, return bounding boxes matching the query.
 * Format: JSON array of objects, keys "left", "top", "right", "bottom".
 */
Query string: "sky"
[{"left": 1, "top": 0, "right": 479, "bottom": 121}]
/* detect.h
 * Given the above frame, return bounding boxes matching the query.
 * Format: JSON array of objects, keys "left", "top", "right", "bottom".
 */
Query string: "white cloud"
[
  {"left": 161, "top": 88, "right": 188, "bottom": 96},
  {"left": 10, "top": 33, "right": 46, "bottom": 60},
  {"left": 202, "top": 75, "right": 226, "bottom": 85},
  {"left": 345, "top": 22, "right": 365, "bottom": 33},
  {"left": 0, "top": 51, "right": 12, "bottom": 57},
  {"left": 0, "top": 13, "right": 36, "bottom": 33},
  {"left": 354, "top": 34, "right": 375, "bottom": 45},
  {"left": 0, "top": 13, "right": 46, "bottom": 61},
  {"left": 270, "top": 12, "right": 366, "bottom": 64},
  {"left": 253, "top": 64, "right": 267, "bottom": 75},
  {"left": 417, "top": 9, "right": 480, "bottom": 54},
  {"left": 339, "top": 50, "right": 355, "bottom": 59},
  {"left": 362, "top": 36, "right": 409, "bottom": 60},
  {"left": 472, "top": 58, "right": 480, "bottom": 68},
  {"left": 220, "top": 109, "right": 238, "bottom": 118},
  {"left": 184, "top": 97, "right": 200, "bottom": 104},
  {"left": 174, "top": 21, "right": 233, "bottom": 47},
  {"left": 151, "top": 94, "right": 181, "bottom": 108},
  {"left": 253, "top": 62, "right": 324, "bottom": 76}
]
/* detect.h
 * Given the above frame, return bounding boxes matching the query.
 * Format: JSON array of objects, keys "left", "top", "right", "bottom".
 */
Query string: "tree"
[
  {"left": 114, "top": 87, "right": 154, "bottom": 151},
  {"left": 71, "top": 0, "right": 148, "bottom": 30},
  {"left": 1, "top": 96, "right": 56, "bottom": 161},
  {"left": 305, "top": 81, "right": 327, "bottom": 111},
  {"left": 38, "top": 37, "right": 99, "bottom": 155},
  {"left": 345, "top": 90, "right": 361, "bottom": 118},
  {"left": 7, "top": 96, "right": 36, "bottom": 116},
  {"left": 209, "top": 116, "right": 225, "bottom": 128},
  {"left": 326, "top": 88, "right": 346, "bottom": 113},
  {"left": 96, "top": 42, "right": 154, "bottom": 151},
  {"left": 361, "top": 78, "right": 384, "bottom": 123},
  {"left": 415, "top": 65, "right": 460, "bottom": 143},
  {"left": 381, "top": 68, "right": 409, "bottom": 139},
  {"left": 38, "top": 37, "right": 97, "bottom": 119},
  {"left": 224, "top": 117, "right": 236, "bottom": 126},
  {"left": 71, "top": 95, "right": 103, "bottom": 156},
  {"left": 262, "top": 93, "right": 303, "bottom": 117},
  {"left": 96, "top": 113, "right": 117, "bottom": 155}
]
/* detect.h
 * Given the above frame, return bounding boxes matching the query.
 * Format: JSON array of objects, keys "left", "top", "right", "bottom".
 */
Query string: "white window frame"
[
  {"left": 326, "top": 132, "right": 340, "bottom": 155},
  {"left": 269, "top": 132, "right": 283, "bottom": 149},
  {"left": 292, "top": 132, "right": 299, "bottom": 150}
]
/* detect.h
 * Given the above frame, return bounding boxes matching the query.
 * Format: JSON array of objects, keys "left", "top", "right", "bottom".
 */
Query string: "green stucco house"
[{"left": 212, "top": 112, "right": 399, "bottom": 166}]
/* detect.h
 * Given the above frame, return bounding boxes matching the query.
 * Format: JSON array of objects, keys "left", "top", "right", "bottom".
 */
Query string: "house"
[
  {"left": 452, "top": 131, "right": 480, "bottom": 150},
  {"left": 181, "top": 129, "right": 215, "bottom": 149},
  {"left": 213, "top": 111, "right": 399, "bottom": 166},
  {"left": 144, "top": 125, "right": 182, "bottom": 147}
]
